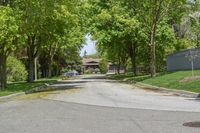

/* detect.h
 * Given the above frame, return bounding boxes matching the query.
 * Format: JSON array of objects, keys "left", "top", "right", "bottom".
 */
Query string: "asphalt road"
[{"left": 0, "top": 74, "right": 200, "bottom": 133}]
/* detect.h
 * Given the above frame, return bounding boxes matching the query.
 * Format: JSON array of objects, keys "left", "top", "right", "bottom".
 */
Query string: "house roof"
[{"left": 82, "top": 58, "right": 101, "bottom": 66}]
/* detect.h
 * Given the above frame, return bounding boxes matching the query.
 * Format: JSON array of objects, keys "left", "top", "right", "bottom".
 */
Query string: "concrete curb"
[
  {"left": 25, "top": 81, "right": 57, "bottom": 94},
  {"left": 118, "top": 78, "right": 200, "bottom": 98},
  {"left": 25, "top": 84, "right": 49, "bottom": 94},
  {"left": 134, "top": 82, "right": 200, "bottom": 98},
  {"left": 0, "top": 81, "right": 58, "bottom": 101},
  {"left": 0, "top": 92, "right": 25, "bottom": 100}
]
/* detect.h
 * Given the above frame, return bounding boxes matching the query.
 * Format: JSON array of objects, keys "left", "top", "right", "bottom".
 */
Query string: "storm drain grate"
[{"left": 183, "top": 121, "right": 200, "bottom": 128}]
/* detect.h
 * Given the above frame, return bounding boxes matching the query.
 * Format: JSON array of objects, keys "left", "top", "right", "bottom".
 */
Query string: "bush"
[
  {"left": 99, "top": 59, "right": 108, "bottom": 74},
  {"left": 84, "top": 68, "right": 94, "bottom": 74},
  {"left": 7, "top": 56, "right": 28, "bottom": 82}
]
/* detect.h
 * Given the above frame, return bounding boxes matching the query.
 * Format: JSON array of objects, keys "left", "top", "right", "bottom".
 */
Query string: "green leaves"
[
  {"left": 7, "top": 56, "right": 28, "bottom": 82},
  {"left": 0, "top": 6, "right": 20, "bottom": 53},
  {"left": 87, "top": 0, "right": 190, "bottom": 74}
]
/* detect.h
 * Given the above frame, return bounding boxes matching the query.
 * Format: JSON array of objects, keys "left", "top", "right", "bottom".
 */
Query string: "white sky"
[{"left": 80, "top": 35, "right": 97, "bottom": 56}]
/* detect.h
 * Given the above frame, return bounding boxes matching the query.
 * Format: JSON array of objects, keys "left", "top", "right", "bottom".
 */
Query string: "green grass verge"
[
  {"left": 108, "top": 70, "right": 200, "bottom": 93},
  {"left": 0, "top": 77, "right": 60, "bottom": 97}
]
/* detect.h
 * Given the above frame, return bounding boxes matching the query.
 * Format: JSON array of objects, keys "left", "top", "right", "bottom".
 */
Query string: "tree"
[
  {"left": 15, "top": 0, "right": 84, "bottom": 81},
  {"left": 185, "top": 49, "right": 200, "bottom": 77},
  {"left": 14, "top": 0, "right": 49, "bottom": 82},
  {"left": 136, "top": 0, "right": 186, "bottom": 76},
  {"left": 87, "top": 0, "right": 140, "bottom": 75},
  {"left": 0, "top": 5, "right": 21, "bottom": 88},
  {"left": 99, "top": 58, "right": 108, "bottom": 74},
  {"left": 0, "top": 0, "right": 85, "bottom": 88},
  {"left": 7, "top": 56, "right": 28, "bottom": 82}
]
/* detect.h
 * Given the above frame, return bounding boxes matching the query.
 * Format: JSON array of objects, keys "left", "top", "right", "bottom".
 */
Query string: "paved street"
[{"left": 0, "top": 74, "right": 200, "bottom": 133}]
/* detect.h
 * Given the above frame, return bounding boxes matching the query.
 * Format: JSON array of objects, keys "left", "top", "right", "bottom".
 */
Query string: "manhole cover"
[{"left": 183, "top": 121, "right": 200, "bottom": 127}]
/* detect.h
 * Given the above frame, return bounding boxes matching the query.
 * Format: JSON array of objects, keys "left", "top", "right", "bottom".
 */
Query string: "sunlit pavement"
[{"left": 0, "top": 74, "right": 200, "bottom": 133}]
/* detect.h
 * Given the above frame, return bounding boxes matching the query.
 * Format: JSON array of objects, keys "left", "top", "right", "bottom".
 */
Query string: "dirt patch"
[
  {"left": 134, "top": 84, "right": 160, "bottom": 92},
  {"left": 16, "top": 88, "right": 81, "bottom": 100},
  {"left": 179, "top": 76, "right": 200, "bottom": 83},
  {"left": 15, "top": 91, "right": 60, "bottom": 100}
]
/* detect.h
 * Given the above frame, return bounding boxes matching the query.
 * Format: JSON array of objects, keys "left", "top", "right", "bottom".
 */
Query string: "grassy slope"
[
  {"left": 109, "top": 70, "right": 200, "bottom": 93},
  {"left": 141, "top": 71, "right": 200, "bottom": 93},
  {"left": 0, "top": 77, "right": 60, "bottom": 97}
]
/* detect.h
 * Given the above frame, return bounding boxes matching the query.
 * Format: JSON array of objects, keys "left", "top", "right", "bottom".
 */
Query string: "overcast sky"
[{"left": 80, "top": 35, "right": 97, "bottom": 57}]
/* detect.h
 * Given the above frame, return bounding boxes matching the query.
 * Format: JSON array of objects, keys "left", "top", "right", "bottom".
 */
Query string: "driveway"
[{"left": 0, "top": 74, "right": 200, "bottom": 133}]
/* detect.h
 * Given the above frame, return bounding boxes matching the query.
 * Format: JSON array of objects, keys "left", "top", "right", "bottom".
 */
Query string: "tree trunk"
[
  {"left": 0, "top": 54, "right": 7, "bottom": 89},
  {"left": 128, "top": 43, "right": 137, "bottom": 76},
  {"left": 56, "top": 67, "right": 60, "bottom": 76},
  {"left": 48, "top": 55, "right": 54, "bottom": 78},
  {"left": 150, "top": 24, "right": 156, "bottom": 77},
  {"left": 28, "top": 55, "right": 34, "bottom": 82},
  {"left": 34, "top": 57, "right": 38, "bottom": 81},
  {"left": 47, "top": 44, "right": 57, "bottom": 78},
  {"left": 48, "top": 62, "right": 52, "bottom": 78},
  {"left": 117, "top": 58, "right": 121, "bottom": 75},
  {"left": 27, "top": 35, "right": 36, "bottom": 82}
]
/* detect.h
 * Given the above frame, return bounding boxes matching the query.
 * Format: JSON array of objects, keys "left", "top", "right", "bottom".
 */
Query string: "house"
[
  {"left": 82, "top": 57, "right": 119, "bottom": 74},
  {"left": 167, "top": 47, "right": 200, "bottom": 71},
  {"left": 83, "top": 58, "right": 100, "bottom": 69}
]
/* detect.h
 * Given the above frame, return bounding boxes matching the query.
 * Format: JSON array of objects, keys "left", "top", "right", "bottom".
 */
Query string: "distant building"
[
  {"left": 167, "top": 47, "right": 200, "bottom": 71},
  {"left": 82, "top": 58, "right": 100, "bottom": 71},
  {"left": 82, "top": 58, "right": 119, "bottom": 74}
]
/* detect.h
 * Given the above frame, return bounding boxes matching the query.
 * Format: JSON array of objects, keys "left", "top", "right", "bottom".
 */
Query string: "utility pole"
[{"left": 34, "top": 57, "right": 37, "bottom": 81}]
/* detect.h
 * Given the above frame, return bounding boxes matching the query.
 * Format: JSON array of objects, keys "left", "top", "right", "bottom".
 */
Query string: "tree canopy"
[{"left": 0, "top": 0, "right": 200, "bottom": 89}]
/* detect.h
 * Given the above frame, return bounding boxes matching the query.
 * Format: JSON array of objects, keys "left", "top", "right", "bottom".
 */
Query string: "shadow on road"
[
  {"left": 185, "top": 94, "right": 200, "bottom": 102},
  {"left": 26, "top": 81, "right": 84, "bottom": 94},
  {"left": 194, "top": 94, "right": 200, "bottom": 101},
  {"left": 29, "top": 74, "right": 118, "bottom": 94},
  {"left": 54, "top": 81, "right": 88, "bottom": 84},
  {"left": 81, "top": 75, "right": 107, "bottom": 79}
]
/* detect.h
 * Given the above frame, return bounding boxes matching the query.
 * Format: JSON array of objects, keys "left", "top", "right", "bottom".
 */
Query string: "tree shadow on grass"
[{"left": 3, "top": 80, "right": 58, "bottom": 94}]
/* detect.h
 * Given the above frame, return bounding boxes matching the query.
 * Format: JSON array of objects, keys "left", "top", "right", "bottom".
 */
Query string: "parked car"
[
  {"left": 62, "top": 71, "right": 79, "bottom": 80},
  {"left": 63, "top": 71, "right": 79, "bottom": 77}
]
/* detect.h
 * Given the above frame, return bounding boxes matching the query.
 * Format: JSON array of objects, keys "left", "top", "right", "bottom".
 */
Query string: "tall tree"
[
  {"left": 136, "top": 0, "right": 186, "bottom": 76},
  {"left": 87, "top": 0, "right": 140, "bottom": 75},
  {"left": 0, "top": 5, "right": 21, "bottom": 88},
  {"left": 15, "top": 0, "right": 84, "bottom": 81}
]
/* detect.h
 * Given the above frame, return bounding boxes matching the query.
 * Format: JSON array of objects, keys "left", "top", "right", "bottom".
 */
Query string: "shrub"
[
  {"left": 99, "top": 59, "right": 108, "bottom": 74},
  {"left": 7, "top": 56, "right": 28, "bottom": 82},
  {"left": 85, "top": 68, "right": 94, "bottom": 74}
]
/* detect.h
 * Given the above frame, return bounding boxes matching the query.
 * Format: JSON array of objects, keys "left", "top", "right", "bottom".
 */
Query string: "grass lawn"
[
  {"left": 0, "top": 77, "right": 60, "bottom": 97},
  {"left": 108, "top": 70, "right": 200, "bottom": 93}
]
